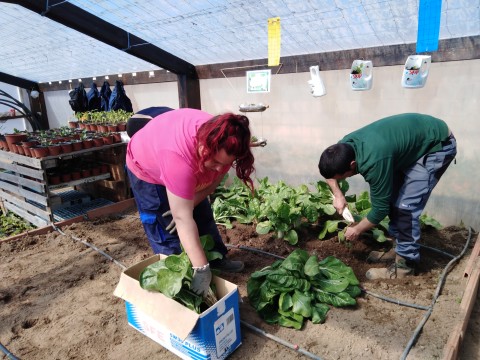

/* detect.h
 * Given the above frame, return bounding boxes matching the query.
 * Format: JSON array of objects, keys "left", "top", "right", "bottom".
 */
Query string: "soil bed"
[{"left": 0, "top": 209, "right": 478, "bottom": 360}]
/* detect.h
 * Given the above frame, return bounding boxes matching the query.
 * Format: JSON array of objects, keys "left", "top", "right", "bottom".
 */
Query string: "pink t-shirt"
[{"left": 126, "top": 108, "right": 229, "bottom": 200}]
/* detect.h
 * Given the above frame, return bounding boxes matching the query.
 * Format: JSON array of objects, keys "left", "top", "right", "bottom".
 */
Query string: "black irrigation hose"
[
  {"left": 419, "top": 243, "right": 456, "bottom": 258},
  {"left": 241, "top": 321, "right": 323, "bottom": 360},
  {"left": 360, "top": 288, "right": 430, "bottom": 311},
  {"left": 52, "top": 225, "right": 127, "bottom": 270},
  {"left": 0, "top": 343, "right": 19, "bottom": 360},
  {"left": 226, "top": 244, "right": 286, "bottom": 260},
  {"left": 400, "top": 227, "right": 473, "bottom": 360}
]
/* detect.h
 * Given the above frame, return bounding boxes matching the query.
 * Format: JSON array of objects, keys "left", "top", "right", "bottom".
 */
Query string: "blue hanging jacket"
[
  {"left": 99, "top": 81, "right": 111, "bottom": 111},
  {"left": 109, "top": 80, "right": 133, "bottom": 112},
  {"left": 86, "top": 83, "right": 101, "bottom": 111}
]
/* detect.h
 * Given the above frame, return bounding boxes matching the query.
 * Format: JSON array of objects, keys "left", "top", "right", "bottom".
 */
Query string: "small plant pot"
[
  {"left": 82, "top": 139, "right": 94, "bottom": 149},
  {"left": 60, "top": 142, "right": 73, "bottom": 154},
  {"left": 48, "top": 175, "right": 61, "bottom": 185},
  {"left": 15, "top": 143, "right": 25, "bottom": 155},
  {"left": 92, "top": 138, "right": 104, "bottom": 147},
  {"left": 61, "top": 173, "right": 72, "bottom": 183},
  {"left": 112, "top": 132, "right": 122, "bottom": 143},
  {"left": 71, "top": 141, "right": 83, "bottom": 152},
  {"left": 0, "top": 139, "right": 8, "bottom": 150},
  {"left": 98, "top": 125, "right": 109, "bottom": 133},
  {"left": 47, "top": 145, "right": 62, "bottom": 156},
  {"left": 107, "top": 124, "right": 118, "bottom": 132},
  {"left": 22, "top": 140, "right": 39, "bottom": 148},
  {"left": 117, "top": 123, "right": 127, "bottom": 132},
  {"left": 81, "top": 169, "right": 91, "bottom": 178},
  {"left": 78, "top": 123, "right": 87, "bottom": 130},
  {"left": 71, "top": 171, "right": 82, "bottom": 181},
  {"left": 102, "top": 135, "right": 114, "bottom": 145},
  {"left": 31, "top": 146, "right": 49, "bottom": 158},
  {"left": 5, "top": 133, "right": 28, "bottom": 152},
  {"left": 68, "top": 121, "right": 78, "bottom": 129},
  {"left": 22, "top": 145, "right": 32, "bottom": 157},
  {"left": 91, "top": 167, "right": 101, "bottom": 176}
]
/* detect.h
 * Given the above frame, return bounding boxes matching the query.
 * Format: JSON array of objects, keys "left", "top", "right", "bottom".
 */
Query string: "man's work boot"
[
  {"left": 367, "top": 248, "right": 396, "bottom": 263},
  {"left": 210, "top": 258, "right": 244, "bottom": 273},
  {"left": 366, "top": 256, "right": 415, "bottom": 280}
]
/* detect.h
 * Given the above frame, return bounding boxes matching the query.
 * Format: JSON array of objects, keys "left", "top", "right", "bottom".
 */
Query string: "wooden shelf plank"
[{"left": 48, "top": 173, "right": 111, "bottom": 191}]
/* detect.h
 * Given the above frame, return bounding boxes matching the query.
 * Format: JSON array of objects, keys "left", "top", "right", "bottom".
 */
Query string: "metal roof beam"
[
  {"left": 4, "top": 0, "right": 198, "bottom": 79},
  {"left": 0, "top": 72, "right": 39, "bottom": 90}
]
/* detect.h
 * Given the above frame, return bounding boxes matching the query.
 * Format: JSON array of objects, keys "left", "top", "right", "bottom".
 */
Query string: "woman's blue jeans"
[
  {"left": 388, "top": 134, "right": 457, "bottom": 263},
  {"left": 126, "top": 167, "right": 227, "bottom": 256}
]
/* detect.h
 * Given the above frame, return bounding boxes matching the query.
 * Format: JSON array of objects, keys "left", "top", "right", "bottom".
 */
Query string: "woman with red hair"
[{"left": 126, "top": 108, "right": 255, "bottom": 297}]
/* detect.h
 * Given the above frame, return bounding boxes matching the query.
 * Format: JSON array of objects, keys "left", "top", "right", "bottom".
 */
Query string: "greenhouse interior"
[{"left": 0, "top": 1, "right": 479, "bottom": 360}]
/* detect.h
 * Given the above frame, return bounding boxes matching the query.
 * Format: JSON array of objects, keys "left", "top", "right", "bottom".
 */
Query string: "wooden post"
[{"left": 442, "top": 257, "right": 480, "bottom": 360}]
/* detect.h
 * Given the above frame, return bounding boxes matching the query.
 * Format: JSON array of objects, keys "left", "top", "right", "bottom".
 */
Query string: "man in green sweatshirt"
[{"left": 318, "top": 113, "right": 457, "bottom": 279}]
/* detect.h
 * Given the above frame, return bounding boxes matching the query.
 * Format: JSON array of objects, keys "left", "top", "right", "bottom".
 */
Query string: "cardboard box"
[{"left": 113, "top": 255, "right": 242, "bottom": 360}]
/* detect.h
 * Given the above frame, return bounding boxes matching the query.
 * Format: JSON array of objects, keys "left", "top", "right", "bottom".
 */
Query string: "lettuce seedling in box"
[
  {"left": 247, "top": 249, "right": 361, "bottom": 329},
  {"left": 139, "top": 234, "right": 223, "bottom": 312}
]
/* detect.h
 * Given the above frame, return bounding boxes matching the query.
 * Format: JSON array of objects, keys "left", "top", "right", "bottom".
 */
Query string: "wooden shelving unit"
[{"left": 0, "top": 143, "right": 127, "bottom": 227}]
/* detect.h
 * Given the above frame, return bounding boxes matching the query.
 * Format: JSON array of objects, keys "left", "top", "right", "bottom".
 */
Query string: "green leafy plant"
[
  {"left": 138, "top": 234, "right": 222, "bottom": 313},
  {"left": 351, "top": 62, "right": 364, "bottom": 75},
  {"left": 212, "top": 175, "right": 442, "bottom": 245},
  {"left": 247, "top": 249, "right": 361, "bottom": 329},
  {"left": 0, "top": 211, "right": 35, "bottom": 238},
  {"left": 318, "top": 190, "right": 389, "bottom": 243}
]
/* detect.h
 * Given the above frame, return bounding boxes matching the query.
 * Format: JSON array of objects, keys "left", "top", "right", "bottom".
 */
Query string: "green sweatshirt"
[{"left": 340, "top": 113, "right": 450, "bottom": 224}]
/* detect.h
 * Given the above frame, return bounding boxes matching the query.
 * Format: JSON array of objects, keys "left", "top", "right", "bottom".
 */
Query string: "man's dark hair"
[{"left": 318, "top": 143, "right": 355, "bottom": 179}]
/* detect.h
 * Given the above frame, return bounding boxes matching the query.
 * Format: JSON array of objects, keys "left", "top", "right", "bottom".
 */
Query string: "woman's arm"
[{"left": 167, "top": 189, "right": 208, "bottom": 267}]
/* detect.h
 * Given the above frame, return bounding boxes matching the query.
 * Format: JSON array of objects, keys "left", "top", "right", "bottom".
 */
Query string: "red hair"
[{"left": 197, "top": 113, "right": 255, "bottom": 190}]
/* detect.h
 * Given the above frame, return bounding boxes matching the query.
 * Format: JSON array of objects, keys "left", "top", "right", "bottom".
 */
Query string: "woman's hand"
[{"left": 191, "top": 264, "right": 212, "bottom": 297}]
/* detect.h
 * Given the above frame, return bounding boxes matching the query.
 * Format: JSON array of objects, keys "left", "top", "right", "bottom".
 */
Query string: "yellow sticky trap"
[{"left": 268, "top": 17, "right": 281, "bottom": 67}]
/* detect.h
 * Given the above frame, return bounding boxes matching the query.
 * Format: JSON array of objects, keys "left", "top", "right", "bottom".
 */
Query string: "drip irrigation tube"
[
  {"left": 360, "top": 289, "right": 429, "bottom": 311},
  {"left": 400, "top": 227, "right": 473, "bottom": 360},
  {"left": 241, "top": 320, "right": 322, "bottom": 360},
  {"left": 226, "top": 244, "right": 286, "bottom": 259},
  {"left": 52, "top": 225, "right": 126, "bottom": 270},
  {"left": 419, "top": 243, "right": 455, "bottom": 258},
  {"left": 0, "top": 343, "right": 19, "bottom": 360}
]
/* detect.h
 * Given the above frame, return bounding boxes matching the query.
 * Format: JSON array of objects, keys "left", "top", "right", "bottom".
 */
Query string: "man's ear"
[{"left": 349, "top": 160, "right": 356, "bottom": 171}]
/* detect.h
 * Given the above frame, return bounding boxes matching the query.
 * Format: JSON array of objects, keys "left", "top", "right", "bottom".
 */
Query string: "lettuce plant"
[
  {"left": 139, "top": 235, "right": 222, "bottom": 313},
  {"left": 247, "top": 249, "right": 361, "bottom": 329}
]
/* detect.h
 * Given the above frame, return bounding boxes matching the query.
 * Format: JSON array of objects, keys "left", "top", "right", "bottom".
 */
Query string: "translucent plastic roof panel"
[
  {"left": 0, "top": 3, "right": 161, "bottom": 83},
  {"left": 68, "top": 0, "right": 480, "bottom": 63},
  {"left": 1, "top": 0, "right": 479, "bottom": 83}
]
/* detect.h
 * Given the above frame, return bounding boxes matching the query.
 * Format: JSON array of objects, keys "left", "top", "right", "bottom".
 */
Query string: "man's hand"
[
  {"left": 162, "top": 210, "right": 177, "bottom": 234},
  {"left": 344, "top": 225, "right": 362, "bottom": 241},
  {"left": 344, "top": 218, "right": 376, "bottom": 241},
  {"left": 332, "top": 195, "right": 348, "bottom": 215},
  {"left": 191, "top": 264, "right": 212, "bottom": 297}
]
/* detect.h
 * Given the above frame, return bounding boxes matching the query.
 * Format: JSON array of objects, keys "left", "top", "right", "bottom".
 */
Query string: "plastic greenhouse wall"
[{"left": 9, "top": 58, "right": 480, "bottom": 230}]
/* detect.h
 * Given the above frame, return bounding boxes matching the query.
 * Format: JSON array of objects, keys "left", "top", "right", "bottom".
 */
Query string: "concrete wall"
[
  {"left": 200, "top": 59, "right": 480, "bottom": 230},
  {"left": 5, "top": 59, "right": 478, "bottom": 230}
]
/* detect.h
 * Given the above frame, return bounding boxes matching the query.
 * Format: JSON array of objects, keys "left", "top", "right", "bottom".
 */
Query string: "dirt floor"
[{"left": 0, "top": 208, "right": 479, "bottom": 360}]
